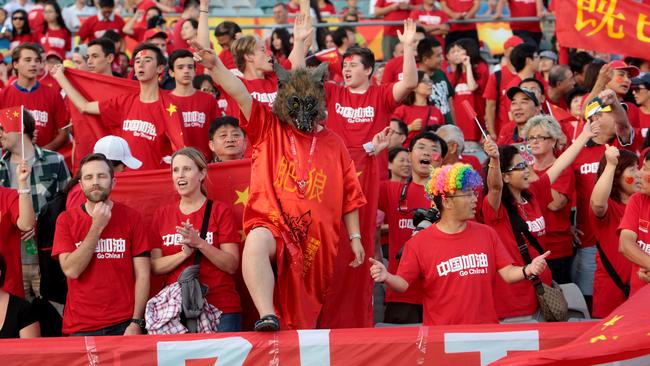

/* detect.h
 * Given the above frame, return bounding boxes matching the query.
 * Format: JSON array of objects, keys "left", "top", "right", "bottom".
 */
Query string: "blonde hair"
[
  {"left": 522, "top": 114, "right": 567, "bottom": 147},
  {"left": 231, "top": 35, "right": 259, "bottom": 72},
  {"left": 171, "top": 147, "right": 208, "bottom": 195}
]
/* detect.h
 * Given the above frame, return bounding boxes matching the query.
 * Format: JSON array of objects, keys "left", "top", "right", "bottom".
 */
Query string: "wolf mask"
[{"left": 272, "top": 61, "right": 329, "bottom": 133}]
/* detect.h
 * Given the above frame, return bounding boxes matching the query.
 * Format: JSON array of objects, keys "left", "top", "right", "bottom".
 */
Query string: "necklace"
[
  {"left": 517, "top": 198, "right": 529, "bottom": 219},
  {"left": 288, "top": 130, "right": 317, "bottom": 199}
]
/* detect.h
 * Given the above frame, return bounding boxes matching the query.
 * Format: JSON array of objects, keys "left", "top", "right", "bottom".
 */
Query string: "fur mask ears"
[
  {"left": 310, "top": 62, "right": 329, "bottom": 85},
  {"left": 273, "top": 61, "right": 330, "bottom": 87},
  {"left": 274, "top": 60, "right": 291, "bottom": 87}
]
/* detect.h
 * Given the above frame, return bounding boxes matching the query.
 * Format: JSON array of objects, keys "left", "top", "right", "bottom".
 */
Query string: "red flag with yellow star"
[{"left": 0, "top": 106, "right": 23, "bottom": 133}]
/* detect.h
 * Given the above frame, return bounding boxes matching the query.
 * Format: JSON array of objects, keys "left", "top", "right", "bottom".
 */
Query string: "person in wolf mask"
[{"left": 192, "top": 40, "right": 370, "bottom": 331}]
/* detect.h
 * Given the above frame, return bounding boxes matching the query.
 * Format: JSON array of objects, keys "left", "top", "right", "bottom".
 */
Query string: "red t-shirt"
[
  {"left": 591, "top": 198, "right": 632, "bottom": 318},
  {"left": 52, "top": 202, "right": 152, "bottom": 334},
  {"left": 99, "top": 93, "right": 185, "bottom": 170},
  {"left": 500, "top": 73, "right": 549, "bottom": 124},
  {"left": 617, "top": 193, "right": 650, "bottom": 296},
  {"left": 440, "top": 0, "right": 476, "bottom": 31},
  {"left": 533, "top": 165, "right": 574, "bottom": 259},
  {"left": 409, "top": 8, "right": 449, "bottom": 47},
  {"left": 378, "top": 180, "right": 430, "bottom": 304},
  {"left": 78, "top": 15, "right": 126, "bottom": 43},
  {"left": 167, "top": 91, "right": 219, "bottom": 160},
  {"left": 0, "top": 82, "right": 70, "bottom": 148},
  {"left": 445, "top": 64, "right": 489, "bottom": 142},
  {"left": 319, "top": 2, "right": 337, "bottom": 15},
  {"left": 241, "top": 74, "right": 278, "bottom": 109},
  {"left": 507, "top": 0, "right": 541, "bottom": 32},
  {"left": 10, "top": 33, "right": 38, "bottom": 50},
  {"left": 218, "top": 49, "right": 237, "bottom": 71},
  {"left": 381, "top": 56, "right": 404, "bottom": 84},
  {"left": 153, "top": 200, "right": 241, "bottom": 313},
  {"left": 638, "top": 109, "right": 650, "bottom": 139},
  {"left": 482, "top": 174, "right": 554, "bottom": 318},
  {"left": 375, "top": 0, "right": 412, "bottom": 37},
  {"left": 0, "top": 188, "right": 23, "bottom": 298},
  {"left": 397, "top": 221, "right": 514, "bottom": 325},
  {"left": 482, "top": 66, "right": 517, "bottom": 134},
  {"left": 239, "top": 100, "right": 366, "bottom": 329},
  {"left": 28, "top": 6, "right": 44, "bottom": 35},
  {"left": 572, "top": 137, "right": 642, "bottom": 248},
  {"left": 391, "top": 104, "right": 444, "bottom": 146},
  {"left": 170, "top": 18, "right": 189, "bottom": 52},
  {"left": 623, "top": 102, "right": 640, "bottom": 128},
  {"left": 40, "top": 28, "right": 72, "bottom": 59}
]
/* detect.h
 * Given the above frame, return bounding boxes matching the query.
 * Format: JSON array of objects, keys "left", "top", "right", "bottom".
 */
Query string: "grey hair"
[
  {"left": 549, "top": 65, "right": 571, "bottom": 87},
  {"left": 522, "top": 114, "right": 567, "bottom": 146},
  {"left": 436, "top": 124, "right": 465, "bottom": 154}
]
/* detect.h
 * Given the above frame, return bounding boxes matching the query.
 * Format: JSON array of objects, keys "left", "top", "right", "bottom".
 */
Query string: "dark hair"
[
  {"left": 497, "top": 145, "right": 532, "bottom": 204},
  {"left": 11, "top": 10, "right": 31, "bottom": 37},
  {"left": 569, "top": 51, "right": 594, "bottom": 75},
  {"left": 102, "top": 29, "right": 123, "bottom": 43},
  {"left": 88, "top": 37, "right": 116, "bottom": 57},
  {"left": 510, "top": 43, "right": 537, "bottom": 73},
  {"left": 403, "top": 70, "right": 430, "bottom": 106},
  {"left": 417, "top": 37, "right": 441, "bottom": 62},
  {"left": 447, "top": 38, "right": 483, "bottom": 88},
  {"left": 388, "top": 146, "right": 408, "bottom": 163},
  {"left": 0, "top": 253, "right": 5, "bottom": 287},
  {"left": 596, "top": 149, "right": 638, "bottom": 203},
  {"left": 169, "top": 48, "right": 194, "bottom": 70},
  {"left": 520, "top": 77, "right": 545, "bottom": 95},
  {"left": 43, "top": 0, "right": 69, "bottom": 35},
  {"left": 98, "top": 0, "right": 115, "bottom": 8},
  {"left": 209, "top": 116, "right": 244, "bottom": 139},
  {"left": 566, "top": 86, "right": 589, "bottom": 107},
  {"left": 183, "top": 0, "right": 199, "bottom": 10},
  {"left": 409, "top": 131, "right": 448, "bottom": 158},
  {"left": 548, "top": 65, "right": 571, "bottom": 87},
  {"left": 273, "top": 3, "right": 287, "bottom": 10},
  {"left": 214, "top": 21, "right": 241, "bottom": 38},
  {"left": 147, "top": 12, "right": 165, "bottom": 29},
  {"left": 390, "top": 118, "right": 408, "bottom": 136},
  {"left": 583, "top": 59, "right": 606, "bottom": 91},
  {"left": 11, "top": 43, "right": 42, "bottom": 66},
  {"left": 185, "top": 18, "right": 198, "bottom": 30},
  {"left": 192, "top": 74, "right": 215, "bottom": 90},
  {"left": 79, "top": 153, "right": 115, "bottom": 179},
  {"left": 342, "top": 46, "right": 375, "bottom": 78},
  {"left": 332, "top": 27, "right": 352, "bottom": 48},
  {"left": 20, "top": 109, "right": 36, "bottom": 139},
  {"left": 133, "top": 42, "right": 166, "bottom": 66},
  {"left": 270, "top": 28, "right": 292, "bottom": 58}
]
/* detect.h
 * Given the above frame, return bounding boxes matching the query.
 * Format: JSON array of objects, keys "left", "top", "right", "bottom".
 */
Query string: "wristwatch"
[
  {"left": 522, "top": 265, "right": 537, "bottom": 281},
  {"left": 131, "top": 318, "right": 145, "bottom": 328}
]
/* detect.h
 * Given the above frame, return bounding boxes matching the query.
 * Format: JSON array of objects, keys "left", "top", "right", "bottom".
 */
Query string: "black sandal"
[{"left": 254, "top": 314, "right": 280, "bottom": 332}]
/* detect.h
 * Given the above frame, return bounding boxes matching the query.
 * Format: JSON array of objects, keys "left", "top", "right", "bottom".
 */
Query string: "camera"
[{"left": 395, "top": 207, "right": 440, "bottom": 261}]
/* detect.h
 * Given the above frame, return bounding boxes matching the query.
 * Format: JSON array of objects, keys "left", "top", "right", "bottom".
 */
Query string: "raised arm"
[
  {"left": 393, "top": 19, "right": 418, "bottom": 102},
  {"left": 15, "top": 161, "right": 35, "bottom": 232},
  {"left": 545, "top": 119, "right": 595, "bottom": 184},
  {"left": 197, "top": 0, "right": 211, "bottom": 49},
  {"left": 122, "top": 9, "right": 144, "bottom": 36},
  {"left": 288, "top": 14, "right": 313, "bottom": 70},
  {"left": 484, "top": 136, "right": 503, "bottom": 213},
  {"left": 192, "top": 40, "right": 252, "bottom": 120},
  {"left": 590, "top": 145, "right": 618, "bottom": 218},
  {"left": 50, "top": 64, "right": 100, "bottom": 115}
]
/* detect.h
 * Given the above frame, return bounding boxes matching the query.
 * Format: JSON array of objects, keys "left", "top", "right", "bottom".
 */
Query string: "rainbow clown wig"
[{"left": 425, "top": 163, "right": 483, "bottom": 200}]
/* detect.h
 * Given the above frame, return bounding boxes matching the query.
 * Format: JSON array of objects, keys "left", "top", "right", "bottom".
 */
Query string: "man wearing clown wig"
[{"left": 370, "top": 161, "right": 551, "bottom": 326}]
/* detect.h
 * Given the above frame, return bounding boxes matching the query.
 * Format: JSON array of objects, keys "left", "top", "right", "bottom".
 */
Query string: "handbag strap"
[
  {"left": 505, "top": 203, "right": 545, "bottom": 292},
  {"left": 596, "top": 242, "right": 630, "bottom": 298},
  {"left": 193, "top": 199, "right": 213, "bottom": 266}
]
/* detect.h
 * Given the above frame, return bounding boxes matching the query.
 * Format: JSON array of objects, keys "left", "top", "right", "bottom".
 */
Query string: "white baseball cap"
[{"left": 93, "top": 135, "right": 143, "bottom": 170}]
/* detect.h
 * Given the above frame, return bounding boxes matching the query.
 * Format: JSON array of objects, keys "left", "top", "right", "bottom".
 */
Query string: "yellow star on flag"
[
  {"left": 234, "top": 187, "right": 249, "bottom": 206},
  {"left": 356, "top": 170, "right": 362, "bottom": 177},
  {"left": 12, "top": 111, "right": 19, "bottom": 118},
  {"left": 166, "top": 103, "right": 177, "bottom": 116},
  {"left": 601, "top": 315, "right": 623, "bottom": 331},
  {"left": 589, "top": 335, "right": 607, "bottom": 344}
]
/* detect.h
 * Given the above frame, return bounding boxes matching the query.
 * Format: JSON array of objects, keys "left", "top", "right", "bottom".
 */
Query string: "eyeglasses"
[
  {"left": 447, "top": 191, "right": 478, "bottom": 199},
  {"left": 526, "top": 135, "right": 553, "bottom": 143},
  {"left": 505, "top": 161, "right": 528, "bottom": 172},
  {"left": 389, "top": 128, "right": 404, "bottom": 135},
  {"left": 632, "top": 85, "right": 648, "bottom": 92},
  {"left": 12, "top": 17, "right": 24, "bottom": 20}
]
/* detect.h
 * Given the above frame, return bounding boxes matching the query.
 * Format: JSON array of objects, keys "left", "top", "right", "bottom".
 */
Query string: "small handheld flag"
[{"left": 461, "top": 100, "right": 488, "bottom": 139}]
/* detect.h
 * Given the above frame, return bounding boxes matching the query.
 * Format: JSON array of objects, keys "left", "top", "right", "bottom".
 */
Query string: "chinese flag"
[
  {"left": 314, "top": 48, "right": 340, "bottom": 63},
  {"left": 546, "top": 102, "right": 574, "bottom": 122},
  {"left": 0, "top": 106, "right": 23, "bottom": 133}
]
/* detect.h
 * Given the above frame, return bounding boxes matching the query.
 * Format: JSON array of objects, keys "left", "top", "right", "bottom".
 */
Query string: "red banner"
[{"left": 554, "top": 0, "right": 650, "bottom": 59}]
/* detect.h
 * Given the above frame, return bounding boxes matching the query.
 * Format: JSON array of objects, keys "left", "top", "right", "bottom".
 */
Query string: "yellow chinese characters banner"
[{"left": 554, "top": 0, "right": 650, "bottom": 59}]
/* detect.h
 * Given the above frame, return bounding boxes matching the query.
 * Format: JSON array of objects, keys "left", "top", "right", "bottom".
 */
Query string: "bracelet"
[
  {"left": 488, "top": 164, "right": 497, "bottom": 169},
  {"left": 349, "top": 233, "right": 361, "bottom": 241},
  {"left": 199, "top": 9, "right": 209, "bottom": 13},
  {"left": 522, "top": 264, "right": 528, "bottom": 279},
  {"left": 17, "top": 188, "right": 30, "bottom": 194}
]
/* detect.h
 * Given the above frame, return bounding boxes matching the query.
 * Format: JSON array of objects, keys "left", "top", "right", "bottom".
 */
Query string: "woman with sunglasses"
[
  {"left": 589, "top": 145, "right": 637, "bottom": 318},
  {"left": 391, "top": 71, "right": 444, "bottom": 147},
  {"left": 483, "top": 121, "right": 595, "bottom": 322},
  {"left": 40, "top": 0, "right": 71, "bottom": 60},
  {"left": 522, "top": 115, "right": 574, "bottom": 284},
  {"left": 9, "top": 10, "right": 36, "bottom": 50}
]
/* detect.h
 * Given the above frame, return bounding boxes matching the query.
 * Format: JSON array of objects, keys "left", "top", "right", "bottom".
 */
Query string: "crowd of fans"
[{"left": 0, "top": 0, "right": 650, "bottom": 339}]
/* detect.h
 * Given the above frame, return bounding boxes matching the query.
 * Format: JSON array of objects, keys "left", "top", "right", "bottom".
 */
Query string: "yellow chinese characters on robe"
[{"left": 273, "top": 156, "right": 328, "bottom": 203}]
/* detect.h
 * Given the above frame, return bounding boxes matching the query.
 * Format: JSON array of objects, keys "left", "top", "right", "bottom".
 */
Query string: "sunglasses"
[
  {"left": 505, "top": 161, "right": 528, "bottom": 172},
  {"left": 12, "top": 17, "right": 24, "bottom": 20},
  {"left": 631, "top": 85, "right": 648, "bottom": 92}
]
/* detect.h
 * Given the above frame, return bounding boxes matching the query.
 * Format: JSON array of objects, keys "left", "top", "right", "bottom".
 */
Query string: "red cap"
[
  {"left": 45, "top": 49, "right": 64, "bottom": 61},
  {"left": 608, "top": 60, "right": 640, "bottom": 77},
  {"left": 503, "top": 36, "right": 524, "bottom": 50},
  {"left": 143, "top": 28, "right": 168, "bottom": 41}
]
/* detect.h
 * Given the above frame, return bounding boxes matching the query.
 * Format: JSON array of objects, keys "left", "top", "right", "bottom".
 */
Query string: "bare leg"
[{"left": 242, "top": 227, "right": 277, "bottom": 317}]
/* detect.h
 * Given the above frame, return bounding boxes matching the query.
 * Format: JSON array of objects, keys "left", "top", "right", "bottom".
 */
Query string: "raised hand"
[
  {"left": 370, "top": 126, "right": 391, "bottom": 156},
  {"left": 596, "top": 64, "right": 613, "bottom": 88},
  {"left": 15, "top": 160, "right": 30, "bottom": 185},
  {"left": 397, "top": 18, "right": 417, "bottom": 46},
  {"left": 191, "top": 40, "right": 219, "bottom": 70},
  {"left": 293, "top": 13, "right": 313, "bottom": 43},
  {"left": 579, "top": 117, "right": 598, "bottom": 140},
  {"left": 527, "top": 251, "right": 550, "bottom": 276},
  {"left": 369, "top": 257, "right": 388, "bottom": 282},
  {"left": 177, "top": 219, "right": 206, "bottom": 250},
  {"left": 483, "top": 135, "right": 499, "bottom": 160},
  {"left": 604, "top": 144, "right": 619, "bottom": 166},
  {"left": 50, "top": 63, "right": 64, "bottom": 80},
  {"left": 598, "top": 88, "right": 617, "bottom": 107}
]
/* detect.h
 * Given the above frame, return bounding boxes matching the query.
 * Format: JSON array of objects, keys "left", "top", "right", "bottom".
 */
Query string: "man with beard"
[
  {"left": 192, "top": 22, "right": 367, "bottom": 330},
  {"left": 52, "top": 153, "right": 151, "bottom": 336}
]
